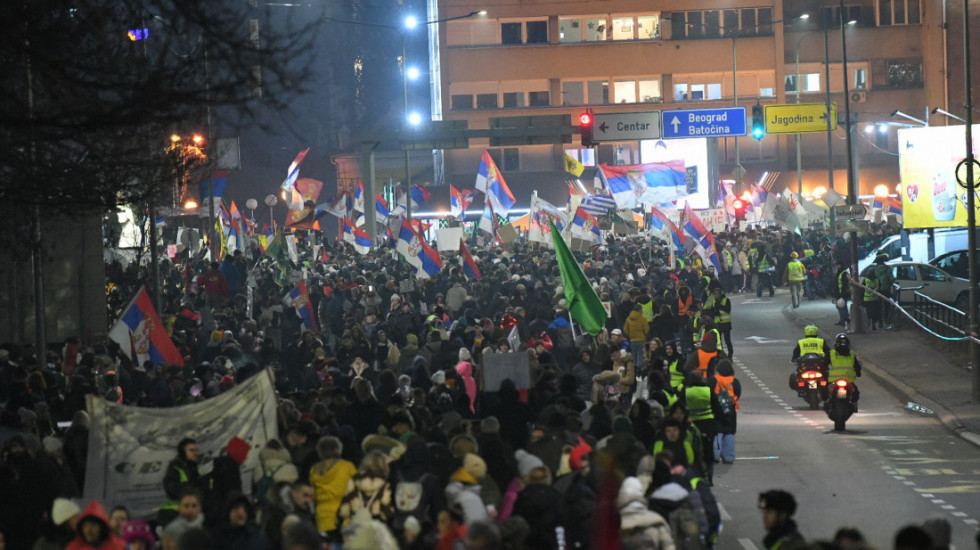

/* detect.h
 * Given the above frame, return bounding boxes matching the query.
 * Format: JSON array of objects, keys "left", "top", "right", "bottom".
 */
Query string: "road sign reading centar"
[
  {"left": 764, "top": 102, "right": 838, "bottom": 134},
  {"left": 591, "top": 111, "right": 662, "bottom": 142}
]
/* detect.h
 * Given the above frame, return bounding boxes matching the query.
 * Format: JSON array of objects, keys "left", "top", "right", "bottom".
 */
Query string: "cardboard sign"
[
  {"left": 497, "top": 223, "right": 519, "bottom": 244},
  {"left": 482, "top": 352, "right": 531, "bottom": 391},
  {"left": 436, "top": 227, "right": 464, "bottom": 252},
  {"left": 399, "top": 278, "right": 415, "bottom": 294}
]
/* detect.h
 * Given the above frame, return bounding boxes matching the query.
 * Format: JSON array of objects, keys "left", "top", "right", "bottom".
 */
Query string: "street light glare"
[
  {"left": 406, "top": 66, "right": 421, "bottom": 80},
  {"left": 408, "top": 112, "right": 423, "bottom": 126},
  {"left": 478, "top": 10, "right": 487, "bottom": 15},
  {"left": 170, "top": 134, "right": 181, "bottom": 143},
  {"left": 799, "top": 13, "right": 810, "bottom": 20},
  {"left": 404, "top": 15, "right": 418, "bottom": 29},
  {"left": 192, "top": 134, "right": 205, "bottom": 145}
]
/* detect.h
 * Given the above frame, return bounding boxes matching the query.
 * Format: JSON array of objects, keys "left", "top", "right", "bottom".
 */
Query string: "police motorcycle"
[
  {"left": 791, "top": 353, "right": 827, "bottom": 410},
  {"left": 825, "top": 333, "right": 859, "bottom": 431}
]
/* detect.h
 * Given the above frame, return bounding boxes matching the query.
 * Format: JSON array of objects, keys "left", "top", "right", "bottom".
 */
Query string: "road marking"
[
  {"left": 745, "top": 336, "right": 790, "bottom": 344},
  {"left": 965, "top": 519, "right": 979, "bottom": 525},
  {"left": 953, "top": 512, "right": 968, "bottom": 517},
  {"left": 856, "top": 412, "right": 902, "bottom": 417},
  {"left": 717, "top": 502, "right": 732, "bottom": 521},
  {"left": 738, "top": 538, "right": 760, "bottom": 550},
  {"left": 737, "top": 456, "right": 780, "bottom": 460}
]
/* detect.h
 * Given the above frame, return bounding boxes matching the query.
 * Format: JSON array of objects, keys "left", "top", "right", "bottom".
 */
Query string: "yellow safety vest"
[
  {"left": 829, "top": 350, "right": 857, "bottom": 383},
  {"left": 641, "top": 300, "right": 655, "bottom": 322},
  {"left": 686, "top": 386, "right": 714, "bottom": 421},
  {"left": 787, "top": 260, "right": 805, "bottom": 283},
  {"left": 797, "top": 337, "right": 825, "bottom": 356},
  {"left": 708, "top": 296, "right": 731, "bottom": 325},
  {"left": 863, "top": 278, "right": 879, "bottom": 302},
  {"left": 668, "top": 358, "right": 685, "bottom": 389},
  {"left": 723, "top": 249, "right": 734, "bottom": 270},
  {"left": 652, "top": 437, "right": 696, "bottom": 466},
  {"left": 757, "top": 254, "right": 772, "bottom": 272},
  {"left": 160, "top": 466, "right": 188, "bottom": 511}
]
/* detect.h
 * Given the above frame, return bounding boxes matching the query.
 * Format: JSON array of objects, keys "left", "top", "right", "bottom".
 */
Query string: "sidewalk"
[{"left": 784, "top": 295, "right": 980, "bottom": 448}]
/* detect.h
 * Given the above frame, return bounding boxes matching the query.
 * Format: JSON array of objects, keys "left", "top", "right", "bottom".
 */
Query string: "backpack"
[
  {"left": 394, "top": 472, "right": 434, "bottom": 520},
  {"left": 715, "top": 381, "right": 735, "bottom": 416},
  {"left": 255, "top": 463, "right": 285, "bottom": 506},
  {"left": 668, "top": 501, "right": 707, "bottom": 550}
]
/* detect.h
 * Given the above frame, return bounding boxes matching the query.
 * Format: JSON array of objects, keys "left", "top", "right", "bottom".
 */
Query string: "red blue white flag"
[{"left": 108, "top": 287, "right": 185, "bottom": 367}]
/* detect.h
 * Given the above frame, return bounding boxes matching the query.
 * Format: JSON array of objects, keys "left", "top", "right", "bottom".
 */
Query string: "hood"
[
  {"left": 259, "top": 445, "right": 292, "bottom": 465},
  {"left": 77, "top": 500, "right": 111, "bottom": 526},
  {"left": 649, "top": 481, "right": 689, "bottom": 503},
  {"left": 227, "top": 437, "right": 250, "bottom": 466},
  {"left": 449, "top": 466, "right": 479, "bottom": 485},
  {"left": 594, "top": 370, "right": 622, "bottom": 384},
  {"left": 455, "top": 361, "right": 473, "bottom": 378},
  {"left": 627, "top": 310, "right": 645, "bottom": 321}
]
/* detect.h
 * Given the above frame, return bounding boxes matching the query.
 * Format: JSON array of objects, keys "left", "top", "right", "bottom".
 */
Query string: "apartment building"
[{"left": 434, "top": 0, "right": 946, "bottom": 203}]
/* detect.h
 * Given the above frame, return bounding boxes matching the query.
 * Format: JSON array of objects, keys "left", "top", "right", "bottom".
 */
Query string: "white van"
[{"left": 856, "top": 228, "right": 972, "bottom": 274}]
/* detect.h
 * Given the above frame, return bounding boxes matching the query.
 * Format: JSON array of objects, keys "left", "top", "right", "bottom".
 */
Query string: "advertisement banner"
[
  {"left": 84, "top": 370, "right": 278, "bottom": 518},
  {"left": 898, "top": 125, "right": 980, "bottom": 229}
]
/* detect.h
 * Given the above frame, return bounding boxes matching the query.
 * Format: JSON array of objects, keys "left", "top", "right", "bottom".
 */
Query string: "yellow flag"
[
  {"left": 215, "top": 218, "right": 228, "bottom": 259},
  {"left": 564, "top": 153, "right": 585, "bottom": 177}
]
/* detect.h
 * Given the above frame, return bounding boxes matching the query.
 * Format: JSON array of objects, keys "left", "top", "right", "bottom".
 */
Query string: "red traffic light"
[
  {"left": 580, "top": 113, "right": 592, "bottom": 126},
  {"left": 733, "top": 199, "right": 744, "bottom": 209}
]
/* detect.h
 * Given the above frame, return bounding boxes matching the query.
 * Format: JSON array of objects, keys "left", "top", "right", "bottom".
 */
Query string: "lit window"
[
  {"left": 612, "top": 17, "right": 635, "bottom": 40},
  {"left": 560, "top": 18, "right": 583, "bottom": 42},
  {"left": 638, "top": 80, "right": 662, "bottom": 103},
  {"left": 585, "top": 18, "right": 607, "bottom": 41},
  {"left": 615, "top": 80, "right": 637, "bottom": 103},
  {"left": 637, "top": 16, "right": 660, "bottom": 39}
]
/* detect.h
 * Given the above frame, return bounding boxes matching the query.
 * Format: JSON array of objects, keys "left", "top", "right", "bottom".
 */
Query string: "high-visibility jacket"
[
  {"left": 667, "top": 357, "right": 686, "bottom": 389},
  {"left": 652, "top": 437, "right": 696, "bottom": 466},
  {"left": 714, "top": 375, "right": 739, "bottom": 411},
  {"left": 641, "top": 299, "right": 655, "bottom": 322},
  {"left": 829, "top": 350, "right": 858, "bottom": 383},
  {"left": 705, "top": 295, "right": 731, "bottom": 325},
  {"left": 677, "top": 295, "right": 693, "bottom": 317},
  {"left": 863, "top": 277, "right": 879, "bottom": 302},
  {"left": 787, "top": 260, "right": 805, "bottom": 283},
  {"left": 797, "top": 337, "right": 825, "bottom": 356},
  {"left": 160, "top": 466, "right": 188, "bottom": 512},
  {"left": 722, "top": 249, "right": 734, "bottom": 271},
  {"left": 756, "top": 254, "right": 772, "bottom": 273},
  {"left": 694, "top": 348, "right": 719, "bottom": 380},
  {"left": 838, "top": 270, "right": 849, "bottom": 299},
  {"left": 686, "top": 386, "right": 714, "bottom": 421}
]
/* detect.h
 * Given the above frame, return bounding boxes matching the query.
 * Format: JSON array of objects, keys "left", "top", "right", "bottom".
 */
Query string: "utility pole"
[
  {"left": 959, "top": 0, "right": 980, "bottom": 402},
  {"left": 839, "top": 0, "right": 862, "bottom": 333}
]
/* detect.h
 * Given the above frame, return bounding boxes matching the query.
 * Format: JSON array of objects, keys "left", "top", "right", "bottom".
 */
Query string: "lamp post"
[{"left": 839, "top": 0, "right": 862, "bottom": 333}]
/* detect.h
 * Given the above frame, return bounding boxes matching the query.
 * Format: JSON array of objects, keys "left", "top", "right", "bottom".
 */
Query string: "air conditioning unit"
[{"left": 849, "top": 90, "right": 868, "bottom": 104}]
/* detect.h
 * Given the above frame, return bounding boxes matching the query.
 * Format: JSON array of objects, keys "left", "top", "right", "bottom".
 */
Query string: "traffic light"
[
  {"left": 751, "top": 105, "right": 765, "bottom": 140},
  {"left": 580, "top": 112, "right": 595, "bottom": 147},
  {"left": 733, "top": 198, "right": 747, "bottom": 222}
]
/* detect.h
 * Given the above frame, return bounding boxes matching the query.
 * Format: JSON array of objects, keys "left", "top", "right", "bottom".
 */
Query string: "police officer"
[
  {"left": 828, "top": 333, "right": 862, "bottom": 410},
  {"left": 758, "top": 490, "right": 805, "bottom": 550},
  {"left": 753, "top": 243, "right": 775, "bottom": 297},
  {"left": 783, "top": 252, "right": 805, "bottom": 309},
  {"left": 791, "top": 324, "right": 831, "bottom": 375}
]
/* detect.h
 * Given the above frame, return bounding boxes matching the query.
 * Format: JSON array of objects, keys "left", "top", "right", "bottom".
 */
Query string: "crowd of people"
[{"left": 0, "top": 219, "right": 965, "bottom": 550}]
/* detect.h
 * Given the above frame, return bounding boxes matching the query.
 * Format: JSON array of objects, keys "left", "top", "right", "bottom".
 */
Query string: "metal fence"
[{"left": 851, "top": 278, "right": 976, "bottom": 343}]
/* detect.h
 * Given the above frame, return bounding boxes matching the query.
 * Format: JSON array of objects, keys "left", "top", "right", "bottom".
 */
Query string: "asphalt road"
[{"left": 713, "top": 289, "right": 980, "bottom": 549}]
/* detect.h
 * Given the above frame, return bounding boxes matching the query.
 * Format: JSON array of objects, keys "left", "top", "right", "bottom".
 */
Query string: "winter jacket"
[
  {"left": 252, "top": 446, "right": 299, "bottom": 490},
  {"left": 623, "top": 311, "right": 650, "bottom": 343},
  {"left": 571, "top": 360, "right": 600, "bottom": 401},
  {"left": 309, "top": 458, "right": 357, "bottom": 533},
  {"left": 455, "top": 361, "right": 477, "bottom": 414},
  {"left": 512, "top": 483, "right": 564, "bottom": 550},
  {"left": 619, "top": 501, "right": 675, "bottom": 550},
  {"left": 66, "top": 501, "right": 126, "bottom": 550},
  {"left": 209, "top": 523, "right": 271, "bottom": 550},
  {"left": 444, "top": 467, "right": 488, "bottom": 526}
]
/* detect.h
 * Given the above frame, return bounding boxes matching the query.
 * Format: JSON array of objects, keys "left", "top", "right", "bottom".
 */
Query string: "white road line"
[
  {"left": 739, "top": 538, "right": 760, "bottom": 550},
  {"left": 942, "top": 505, "right": 957, "bottom": 510},
  {"left": 965, "top": 519, "right": 979, "bottom": 525},
  {"left": 717, "top": 502, "right": 732, "bottom": 521},
  {"left": 953, "top": 512, "right": 968, "bottom": 517},
  {"left": 921, "top": 493, "right": 935, "bottom": 498},
  {"left": 932, "top": 499, "right": 945, "bottom": 504}
]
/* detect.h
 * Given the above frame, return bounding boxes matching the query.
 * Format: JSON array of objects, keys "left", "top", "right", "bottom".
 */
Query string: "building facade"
[{"left": 434, "top": 0, "right": 950, "bottom": 202}]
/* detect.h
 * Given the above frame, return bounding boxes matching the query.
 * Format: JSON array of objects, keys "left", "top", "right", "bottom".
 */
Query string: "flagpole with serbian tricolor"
[{"left": 549, "top": 221, "right": 607, "bottom": 336}]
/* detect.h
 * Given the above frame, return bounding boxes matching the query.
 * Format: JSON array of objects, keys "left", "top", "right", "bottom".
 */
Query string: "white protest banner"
[
  {"left": 435, "top": 227, "right": 464, "bottom": 252},
  {"left": 482, "top": 352, "right": 531, "bottom": 391},
  {"left": 84, "top": 369, "right": 278, "bottom": 518},
  {"left": 694, "top": 208, "right": 727, "bottom": 232}
]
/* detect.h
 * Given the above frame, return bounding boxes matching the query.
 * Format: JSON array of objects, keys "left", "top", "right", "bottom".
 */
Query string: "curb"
[{"left": 783, "top": 302, "right": 980, "bottom": 450}]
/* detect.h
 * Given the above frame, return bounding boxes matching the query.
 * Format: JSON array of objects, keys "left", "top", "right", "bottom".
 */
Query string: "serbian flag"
[
  {"left": 343, "top": 217, "right": 372, "bottom": 255},
  {"left": 288, "top": 280, "right": 318, "bottom": 332},
  {"left": 316, "top": 195, "right": 348, "bottom": 219},
  {"left": 450, "top": 185, "right": 469, "bottom": 218},
  {"left": 872, "top": 198, "right": 884, "bottom": 210},
  {"left": 475, "top": 150, "right": 516, "bottom": 214},
  {"left": 375, "top": 194, "right": 390, "bottom": 221},
  {"left": 108, "top": 286, "right": 184, "bottom": 367},
  {"left": 353, "top": 180, "right": 365, "bottom": 212},
  {"left": 885, "top": 196, "right": 903, "bottom": 217},
  {"left": 571, "top": 207, "right": 601, "bottom": 242},
  {"left": 411, "top": 186, "right": 431, "bottom": 208},
  {"left": 280, "top": 148, "right": 311, "bottom": 210},
  {"left": 459, "top": 238, "right": 481, "bottom": 280},
  {"left": 649, "top": 206, "right": 669, "bottom": 232},
  {"left": 418, "top": 240, "right": 442, "bottom": 278},
  {"left": 682, "top": 201, "right": 712, "bottom": 249},
  {"left": 704, "top": 232, "right": 722, "bottom": 272},
  {"left": 665, "top": 217, "right": 688, "bottom": 251},
  {"left": 396, "top": 219, "right": 424, "bottom": 271}
]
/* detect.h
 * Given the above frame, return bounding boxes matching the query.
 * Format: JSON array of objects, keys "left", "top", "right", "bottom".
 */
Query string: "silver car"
[{"left": 881, "top": 262, "right": 971, "bottom": 310}]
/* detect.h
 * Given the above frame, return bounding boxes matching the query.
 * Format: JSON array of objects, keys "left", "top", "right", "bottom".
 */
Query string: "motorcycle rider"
[
  {"left": 791, "top": 324, "right": 831, "bottom": 389},
  {"left": 828, "top": 333, "right": 862, "bottom": 411}
]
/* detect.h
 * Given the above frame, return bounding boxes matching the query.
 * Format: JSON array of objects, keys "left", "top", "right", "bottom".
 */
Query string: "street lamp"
[
  {"left": 891, "top": 110, "right": 928, "bottom": 126},
  {"left": 931, "top": 107, "right": 966, "bottom": 123}
]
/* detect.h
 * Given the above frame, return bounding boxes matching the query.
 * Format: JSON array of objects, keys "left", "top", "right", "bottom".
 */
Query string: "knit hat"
[
  {"left": 430, "top": 370, "right": 446, "bottom": 385},
  {"left": 515, "top": 449, "right": 545, "bottom": 478},
  {"left": 617, "top": 476, "right": 646, "bottom": 509},
  {"left": 403, "top": 516, "right": 422, "bottom": 537},
  {"left": 458, "top": 348, "right": 472, "bottom": 361},
  {"left": 612, "top": 416, "right": 633, "bottom": 434},
  {"left": 463, "top": 453, "right": 487, "bottom": 480},
  {"left": 610, "top": 329, "right": 623, "bottom": 336},
  {"left": 52, "top": 498, "right": 80, "bottom": 526},
  {"left": 122, "top": 520, "right": 155, "bottom": 547},
  {"left": 449, "top": 434, "right": 478, "bottom": 459},
  {"left": 42, "top": 436, "right": 63, "bottom": 454},
  {"left": 569, "top": 439, "right": 593, "bottom": 471},
  {"left": 700, "top": 333, "right": 717, "bottom": 351},
  {"left": 226, "top": 437, "right": 250, "bottom": 466},
  {"left": 219, "top": 375, "right": 235, "bottom": 391},
  {"left": 406, "top": 334, "right": 418, "bottom": 346}
]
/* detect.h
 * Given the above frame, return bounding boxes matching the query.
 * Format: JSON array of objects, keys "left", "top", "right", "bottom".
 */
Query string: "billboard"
[
  {"left": 898, "top": 125, "right": 979, "bottom": 229},
  {"left": 640, "top": 137, "right": 711, "bottom": 208}
]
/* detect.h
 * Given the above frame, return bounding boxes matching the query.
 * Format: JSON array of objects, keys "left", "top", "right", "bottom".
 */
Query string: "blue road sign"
[{"left": 661, "top": 107, "right": 747, "bottom": 139}]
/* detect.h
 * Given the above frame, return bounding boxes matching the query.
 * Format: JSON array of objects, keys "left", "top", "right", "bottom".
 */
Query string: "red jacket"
[{"left": 67, "top": 501, "right": 126, "bottom": 550}]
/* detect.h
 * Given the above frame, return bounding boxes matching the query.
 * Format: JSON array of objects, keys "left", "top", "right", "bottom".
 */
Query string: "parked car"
[
  {"left": 862, "top": 261, "right": 971, "bottom": 310},
  {"left": 928, "top": 249, "right": 980, "bottom": 280}
]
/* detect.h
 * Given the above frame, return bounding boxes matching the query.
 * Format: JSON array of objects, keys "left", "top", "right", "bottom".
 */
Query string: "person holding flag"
[{"left": 549, "top": 221, "right": 607, "bottom": 337}]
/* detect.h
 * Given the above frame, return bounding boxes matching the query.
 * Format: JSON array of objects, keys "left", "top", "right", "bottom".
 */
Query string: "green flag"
[
  {"left": 264, "top": 230, "right": 291, "bottom": 288},
  {"left": 549, "top": 221, "right": 607, "bottom": 336}
]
